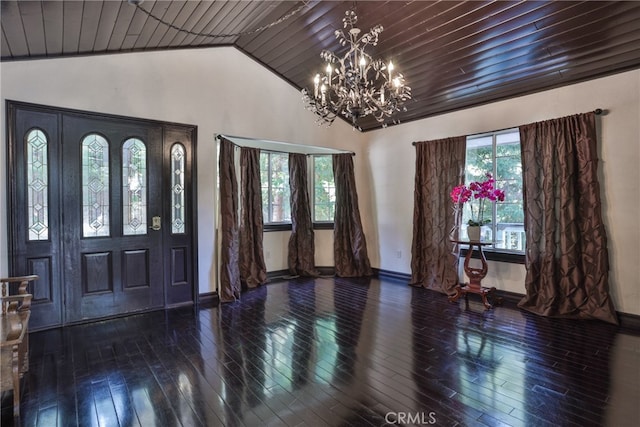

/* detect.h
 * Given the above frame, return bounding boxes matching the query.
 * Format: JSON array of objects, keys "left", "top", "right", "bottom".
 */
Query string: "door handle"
[{"left": 150, "top": 216, "right": 161, "bottom": 231}]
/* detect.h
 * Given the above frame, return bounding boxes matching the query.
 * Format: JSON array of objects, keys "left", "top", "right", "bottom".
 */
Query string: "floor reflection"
[
  {"left": 287, "top": 278, "right": 316, "bottom": 389},
  {"left": 219, "top": 285, "right": 267, "bottom": 426},
  {"left": 522, "top": 315, "right": 616, "bottom": 426},
  {"left": 604, "top": 332, "right": 640, "bottom": 425},
  {"left": 411, "top": 286, "right": 461, "bottom": 425},
  {"left": 4, "top": 277, "right": 638, "bottom": 426},
  {"left": 333, "top": 277, "right": 370, "bottom": 384},
  {"left": 454, "top": 309, "right": 505, "bottom": 424},
  {"left": 215, "top": 277, "right": 374, "bottom": 425}
]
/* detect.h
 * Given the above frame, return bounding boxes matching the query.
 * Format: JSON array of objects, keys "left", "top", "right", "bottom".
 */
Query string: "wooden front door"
[
  {"left": 7, "top": 102, "right": 197, "bottom": 329},
  {"left": 61, "top": 115, "right": 165, "bottom": 322}
]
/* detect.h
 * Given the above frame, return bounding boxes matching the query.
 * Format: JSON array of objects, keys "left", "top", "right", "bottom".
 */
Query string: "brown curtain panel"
[
  {"left": 410, "top": 136, "right": 466, "bottom": 293},
  {"left": 333, "top": 153, "right": 372, "bottom": 277},
  {"left": 288, "top": 153, "right": 320, "bottom": 277},
  {"left": 218, "top": 137, "right": 241, "bottom": 302},
  {"left": 518, "top": 112, "right": 617, "bottom": 324},
  {"left": 239, "top": 147, "right": 267, "bottom": 288}
]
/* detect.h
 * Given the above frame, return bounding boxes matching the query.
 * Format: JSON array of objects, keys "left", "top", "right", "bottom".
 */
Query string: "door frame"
[{"left": 6, "top": 100, "right": 199, "bottom": 329}]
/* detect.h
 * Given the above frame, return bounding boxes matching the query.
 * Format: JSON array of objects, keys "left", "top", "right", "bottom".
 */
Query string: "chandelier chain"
[{"left": 132, "top": 1, "right": 309, "bottom": 39}]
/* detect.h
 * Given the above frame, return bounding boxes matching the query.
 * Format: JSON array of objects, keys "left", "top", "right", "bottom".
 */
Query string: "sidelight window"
[
  {"left": 26, "top": 129, "right": 49, "bottom": 241},
  {"left": 171, "top": 143, "right": 186, "bottom": 234}
]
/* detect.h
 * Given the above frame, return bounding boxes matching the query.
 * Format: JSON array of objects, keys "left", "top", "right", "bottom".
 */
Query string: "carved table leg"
[
  {"left": 448, "top": 286, "right": 464, "bottom": 303},
  {"left": 480, "top": 288, "right": 494, "bottom": 310}
]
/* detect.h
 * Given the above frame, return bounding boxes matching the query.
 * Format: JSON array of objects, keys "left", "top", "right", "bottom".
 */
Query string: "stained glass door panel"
[
  {"left": 26, "top": 129, "right": 49, "bottom": 241},
  {"left": 122, "top": 138, "right": 148, "bottom": 235}
]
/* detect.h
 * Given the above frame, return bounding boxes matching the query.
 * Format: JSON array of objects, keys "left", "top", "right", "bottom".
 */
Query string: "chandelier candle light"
[{"left": 301, "top": 10, "right": 412, "bottom": 128}]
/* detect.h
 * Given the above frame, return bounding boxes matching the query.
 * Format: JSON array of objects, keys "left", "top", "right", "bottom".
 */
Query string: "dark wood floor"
[{"left": 2, "top": 276, "right": 639, "bottom": 426}]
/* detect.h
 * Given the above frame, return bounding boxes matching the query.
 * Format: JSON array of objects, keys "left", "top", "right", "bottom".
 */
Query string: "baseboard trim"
[
  {"left": 166, "top": 301, "right": 195, "bottom": 309},
  {"left": 372, "top": 268, "right": 639, "bottom": 333},
  {"left": 265, "top": 267, "right": 336, "bottom": 281},
  {"left": 373, "top": 268, "right": 411, "bottom": 283},
  {"left": 198, "top": 291, "right": 219, "bottom": 307},
  {"left": 316, "top": 266, "right": 335, "bottom": 277},
  {"left": 492, "top": 289, "right": 639, "bottom": 331},
  {"left": 266, "top": 269, "right": 292, "bottom": 281},
  {"left": 493, "top": 289, "right": 524, "bottom": 305},
  {"left": 619, "top": 312, "right": 640, "bottom": 333},
  {"left": 198, "top": 268, "right": 639, "bottom": 332}
]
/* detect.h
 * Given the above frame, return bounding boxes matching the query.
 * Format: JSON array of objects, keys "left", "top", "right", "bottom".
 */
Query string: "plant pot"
[{"left": 467, "top": 225, "right": 481, "bottom": 241}]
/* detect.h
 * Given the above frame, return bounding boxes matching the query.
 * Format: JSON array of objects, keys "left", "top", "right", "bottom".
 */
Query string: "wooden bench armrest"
[
  {"left": 2, "top": 294, "right": 33, "bottom": 313},
  {"left": 1, "top": 311, "right": 29, "bottom": 346},
  {"left": 1, "top": 276, "right": 38, "bottom": 316},
  {"left": 1, "top": 275, "right": 39, "bottom": 295},
  {"left": 0, "top": 275, "right": 39, "bottom": 283}
]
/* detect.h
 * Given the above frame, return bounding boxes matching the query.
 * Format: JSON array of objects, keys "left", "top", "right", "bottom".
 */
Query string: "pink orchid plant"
[{"left": 450, "top": 173, "right": 505, "bottom": 226}]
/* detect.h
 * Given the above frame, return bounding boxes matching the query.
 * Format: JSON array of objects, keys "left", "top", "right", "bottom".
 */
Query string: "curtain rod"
[
  {"left": 411, "top": 108, "right": 604, "bottom": 146},
  {"left": 216, "top": 133, "right": 354, "bottom": 156}
]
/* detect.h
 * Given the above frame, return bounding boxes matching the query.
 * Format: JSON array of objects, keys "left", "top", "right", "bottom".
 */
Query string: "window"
[
  {"left": 313, "top": 155, "right": 335, "bottom": 223},
  {"left": 26, "top": 128, "right": 49, "bottom": 241},
  {"left": 171, "top": 143, "right": 186, "bottom": 234},
  {"left": 465, "top": 129, "right": 524, "bottom": 253},
  {"left": 82, "top": 133, "right": 110, "bottom": 237},
  {"left": 260, "top": 152, "right": 291, "bottom": 224},
  {"left": 122, "top": 138, "right": 147, "bottom": 235}
]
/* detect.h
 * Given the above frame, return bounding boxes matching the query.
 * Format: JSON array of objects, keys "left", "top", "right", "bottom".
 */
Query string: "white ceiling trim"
[{"left": 217, "top": 134, "right": 353, "bottom": 155}]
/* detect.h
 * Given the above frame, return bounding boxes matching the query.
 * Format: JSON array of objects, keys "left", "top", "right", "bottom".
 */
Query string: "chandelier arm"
[
  {"left": 358, "top": 24, "right": 384, "bottom": 48},
  {"left": 334, "top": 29, "right": 352, "bottom": 47}
]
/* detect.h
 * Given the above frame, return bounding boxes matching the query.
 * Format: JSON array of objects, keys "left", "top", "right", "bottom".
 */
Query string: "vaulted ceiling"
[{"left": 3, "top": 1, "right": 640, "bottom": 131}]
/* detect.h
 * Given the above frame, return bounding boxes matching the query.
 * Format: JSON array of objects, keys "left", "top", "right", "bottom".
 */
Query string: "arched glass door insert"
[
  {"left": 122, "top": 138, "right": 147, "bottom": 235},
  {"left": 81, "top": 133, "right": 110, "bottom": 237}
]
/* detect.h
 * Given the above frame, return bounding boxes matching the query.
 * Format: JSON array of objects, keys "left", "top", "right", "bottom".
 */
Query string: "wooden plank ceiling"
[{"left": 3, "top": 1, "right": 640, "bottom": 131}]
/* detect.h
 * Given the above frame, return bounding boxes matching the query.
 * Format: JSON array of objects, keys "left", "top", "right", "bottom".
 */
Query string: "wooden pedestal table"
[{"left": 448, "top": 240, "right": 498, "bottom": 310}]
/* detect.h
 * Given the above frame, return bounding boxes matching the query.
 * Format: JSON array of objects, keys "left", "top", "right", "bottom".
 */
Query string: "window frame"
[
  {"left": 311, "top": 154, "right": 335, "bottom": 228},
  {"left": 261, "top": 151, "right": 292, "bottom": 229},
  {"left": 463, "top": 128, "right": 525, "bottom": 262},
  {"left": 26, "top": 128, "right": 50, "bottom": 241},
  {"left": 261, "top": 153, "right": 336, "bottom": 231},
  {"left": 122, "top": 137, "right": 148, "bottom": 236}
]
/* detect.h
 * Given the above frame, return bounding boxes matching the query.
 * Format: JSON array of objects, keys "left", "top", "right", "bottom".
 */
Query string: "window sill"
[
  {"left": 263, "top": 223, "right": 335, "bottom": 232},
  {"left": 263, "top": 223, "right": 292, "bottom": 232},
  {"left": 313, "top": 222, "right": 334, "bottom": 230},
  {"left": 459, "top": 247, "right": 525, "bottom": 264}
]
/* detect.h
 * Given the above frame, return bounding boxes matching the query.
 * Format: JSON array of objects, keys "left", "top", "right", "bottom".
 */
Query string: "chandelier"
[{"left": 301, "top": 10, "right": 411, "bottom": 129}]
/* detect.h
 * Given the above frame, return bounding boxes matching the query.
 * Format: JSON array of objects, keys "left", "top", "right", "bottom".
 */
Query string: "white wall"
[
  {"left": 367, "top": 70, "right": 640, "bottom": 315},
  {"left": 0, "top": 47, "right": 368, "bottom": 295},
  {"left": 2, "top": 47, "right": 638, "bottom": 316},
  {"left": 263, "top": 230, "right": 334, "bottom": 273}
]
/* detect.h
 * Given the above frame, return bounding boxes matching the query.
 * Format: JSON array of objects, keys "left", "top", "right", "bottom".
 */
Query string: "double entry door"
[{"left": 8, "top": 102, "right": 196, "bottom": 330}]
